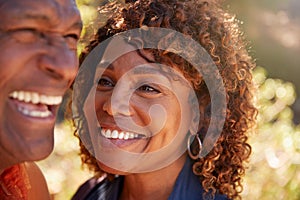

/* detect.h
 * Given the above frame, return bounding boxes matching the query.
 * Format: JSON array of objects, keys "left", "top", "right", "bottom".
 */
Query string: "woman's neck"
[{"left": 119, "top": 154, "right": 187, "bottom": 200}]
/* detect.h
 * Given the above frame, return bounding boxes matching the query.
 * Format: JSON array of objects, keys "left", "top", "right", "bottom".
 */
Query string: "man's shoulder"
[{"left": 25, "top": 162, "right": 51, "bottom": 200}]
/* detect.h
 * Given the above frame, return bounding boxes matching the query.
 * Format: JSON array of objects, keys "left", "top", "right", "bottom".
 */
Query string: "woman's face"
[{"left": 92, "top": 42, "right": 198, "bottom": 173}]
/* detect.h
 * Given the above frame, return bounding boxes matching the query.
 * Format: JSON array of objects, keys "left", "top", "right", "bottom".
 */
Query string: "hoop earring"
[{"left": 187, "top": 133, "right": 202, "bottom": 160}]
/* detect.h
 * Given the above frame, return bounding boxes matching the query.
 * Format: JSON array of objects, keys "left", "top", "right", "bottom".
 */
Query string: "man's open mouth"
[{"left": 9, "top": 90, "right": 63, "bottom": 118}]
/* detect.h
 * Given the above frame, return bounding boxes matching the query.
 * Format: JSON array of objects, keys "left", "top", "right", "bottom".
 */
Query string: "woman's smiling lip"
[
  {"left": 100, "top": 128, "right": 146, "bottom": 140},
  {"left": 98, "top": 126, "right": 147, "bottom": 148}
]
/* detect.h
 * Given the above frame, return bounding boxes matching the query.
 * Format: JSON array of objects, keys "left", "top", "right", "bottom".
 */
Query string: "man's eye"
[
  {"left": 10, "top": 28, "right": 44, "bottom": 43},
  {"left": 64, "top": 33, "right": 79, "bottom": 50},
  {"left": 137, "top": 85, "right": 161, "bottom": 94}
]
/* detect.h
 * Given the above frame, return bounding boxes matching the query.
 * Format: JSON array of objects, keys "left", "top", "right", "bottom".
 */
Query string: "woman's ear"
[
  {"left": 198, "top": 102, "right": 211, "bottom": 138},
  {"left": 188, "top": 92, "right": 201, "bottom": 135},
  {"left": 189, "top": 107, "right": 200, "bottom": 135}
]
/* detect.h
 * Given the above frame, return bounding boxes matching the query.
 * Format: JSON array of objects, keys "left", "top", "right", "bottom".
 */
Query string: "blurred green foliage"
[
  {"left": 241, "top": 67, "right": 300, "bottom": 200},
  {"left": 37, "top": 122, "right": 93, "bottom": 200},
  {"left": 227, "top": 0, "right": 300, "bottom": 98},
  {"left": 37, "top": 1, "right": 300, "bottom": 200},
  {"left": 37, "top": 68, "right": 300, "bottom": 200}
]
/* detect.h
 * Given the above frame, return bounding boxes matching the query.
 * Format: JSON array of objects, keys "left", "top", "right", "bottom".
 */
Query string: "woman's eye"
[
  {"left": 97, "top": 78, "right": 114, "bottom": 89},
  {"left": 137, "top": 85, "right": 161, "bottom": 94},
  {"left": 10, "top": 28, "right": 44, "bottom": 43}
]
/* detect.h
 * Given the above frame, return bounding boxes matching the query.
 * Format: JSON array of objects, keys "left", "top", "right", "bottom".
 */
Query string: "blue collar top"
[{"left": 81, "top": 157, "right": 229, "bottom": 200}]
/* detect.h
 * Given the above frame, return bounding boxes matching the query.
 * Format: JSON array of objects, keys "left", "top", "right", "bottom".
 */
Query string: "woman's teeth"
[
  {"left": 9, "top": 91, "right": 62, "bottom": 105},
  {"left": 101, "top": 129, "right": 144, "bottom": 140}
]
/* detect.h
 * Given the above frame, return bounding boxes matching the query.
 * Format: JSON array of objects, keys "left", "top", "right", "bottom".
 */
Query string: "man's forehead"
[
  {"left": 0, "top": 0, "right": 80, "bottom": 29},
  {"left": 0, "top": 0, "right": 76, "bottom": 5},
  {"left": 0, "top": 0, "right": 77, "bottom": 18}
]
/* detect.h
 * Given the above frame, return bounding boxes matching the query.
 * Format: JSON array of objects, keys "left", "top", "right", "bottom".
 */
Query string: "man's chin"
[{"left": 19, "top": 136, "right": 54, "bottom": 162}]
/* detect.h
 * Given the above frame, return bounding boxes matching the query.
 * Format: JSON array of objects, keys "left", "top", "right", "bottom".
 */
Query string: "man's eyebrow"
[
  {"left": 13, "top": 13, "right": 51, "bottom": 21},
  {"left": 10, "top": 13, "right": 83, "bottom": 31},
  {"left": 71, "top": 21, "right": 83, "bottom": 30}
]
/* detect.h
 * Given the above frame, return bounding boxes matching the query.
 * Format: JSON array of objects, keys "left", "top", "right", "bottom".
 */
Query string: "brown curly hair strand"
[{"left": 73, "top": 0, "right": 257, "bottom": 199}]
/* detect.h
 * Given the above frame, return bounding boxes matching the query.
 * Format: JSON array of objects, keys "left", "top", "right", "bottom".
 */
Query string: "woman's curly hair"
[{"left": 73, "top": 0, "right": 257, "bottom": 199}]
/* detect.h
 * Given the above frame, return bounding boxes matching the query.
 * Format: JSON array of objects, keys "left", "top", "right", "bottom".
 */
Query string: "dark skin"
[
  {"left": 74, "top": 0, "right": 257, "bottom": 199},
  {"left": 0, "top": 0, "right": 82, "bottom": 199},
  {"left": 93, "top": 41, "right": 196, "bottom": 200}
]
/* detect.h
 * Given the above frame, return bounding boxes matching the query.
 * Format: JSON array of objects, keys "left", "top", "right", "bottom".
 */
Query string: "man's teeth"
[
  {"left": 17, "top": 106, "right": 52, "bottom": 118},
  {"left": 101, "top": 129, "right": 144, "bottom": 140},
  {"left": 9, "top": 91, "right": 62, "bottom": 105}
]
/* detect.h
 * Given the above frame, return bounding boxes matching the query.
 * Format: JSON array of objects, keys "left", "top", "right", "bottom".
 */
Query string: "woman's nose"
[{"left": 103, "top": 95, "right": 133, "bottom": 117}]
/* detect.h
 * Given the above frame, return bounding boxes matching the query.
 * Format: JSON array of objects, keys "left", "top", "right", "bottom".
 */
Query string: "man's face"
[{"left": 0, "top": 0, "right": 82, "bottom": 162}]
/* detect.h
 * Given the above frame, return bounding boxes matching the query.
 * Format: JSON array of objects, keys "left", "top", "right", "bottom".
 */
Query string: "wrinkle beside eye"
[{"left": 9, "top": 28, "right": 45, "bottom": 43}]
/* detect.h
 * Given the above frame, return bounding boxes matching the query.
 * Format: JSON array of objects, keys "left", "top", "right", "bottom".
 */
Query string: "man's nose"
[{"left": 39, "top": 37, "right": 78, "bottom": 83}]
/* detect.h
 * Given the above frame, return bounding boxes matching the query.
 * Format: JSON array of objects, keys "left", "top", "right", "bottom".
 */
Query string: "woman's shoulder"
[
  {"left": 168, "top": 157, "right": 229, "bottom": 200},
  {"left": 72, "top": 175, "right": 108, "bottom": 200}
]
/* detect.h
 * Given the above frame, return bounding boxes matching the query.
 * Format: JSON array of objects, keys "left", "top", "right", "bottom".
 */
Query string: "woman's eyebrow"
[
  {"left": 98, "top": 61, "right": 115, "bottom": 70},
  {"left": 132, "top": 66, "right": 161, "bottom": 75}
]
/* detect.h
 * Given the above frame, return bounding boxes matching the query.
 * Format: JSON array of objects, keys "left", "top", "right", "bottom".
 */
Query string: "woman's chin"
[{"left": 96, "top": 161, "right": 130, "bottom": 176}]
